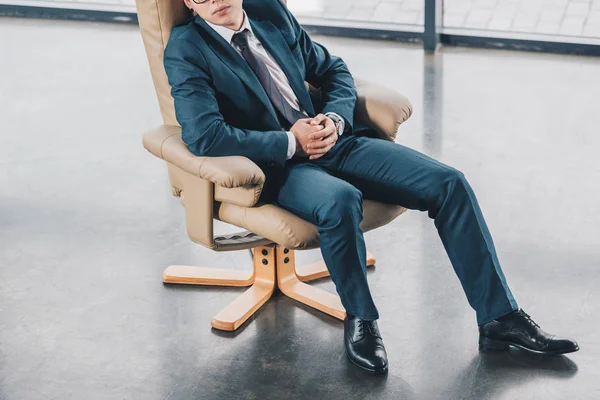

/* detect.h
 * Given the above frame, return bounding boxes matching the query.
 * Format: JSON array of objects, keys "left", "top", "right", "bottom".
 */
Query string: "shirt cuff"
[
  {"left": 286, "top": 131, "right": 296, "bottom": 160},
  {"left": 325, "top": 112, "right": 345, "bottom": 136}
]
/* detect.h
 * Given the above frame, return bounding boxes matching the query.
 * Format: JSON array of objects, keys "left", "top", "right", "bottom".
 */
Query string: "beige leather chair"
[{"left": 135, "top": 0, "right": 413, "bottom": 331}]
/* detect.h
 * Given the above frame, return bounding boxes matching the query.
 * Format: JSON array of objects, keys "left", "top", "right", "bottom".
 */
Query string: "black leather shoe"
[
  {"left": 479, "top": 309, "right": 579, "bottom": 355},
  {"left": 344, "top": 314, "right": 388, "bottom": 373}
]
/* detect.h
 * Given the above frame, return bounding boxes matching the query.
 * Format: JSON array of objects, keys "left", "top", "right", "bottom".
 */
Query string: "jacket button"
[{"left": 267, "top": 161, "right": 275, "bottom": 168}]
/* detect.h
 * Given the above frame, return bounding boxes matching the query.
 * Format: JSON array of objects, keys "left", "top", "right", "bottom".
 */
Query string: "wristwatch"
[{"left": 325, "top": 112, "right": 345, "bottom": 136}]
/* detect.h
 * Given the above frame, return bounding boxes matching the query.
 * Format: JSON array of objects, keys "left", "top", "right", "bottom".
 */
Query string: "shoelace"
[
  {"left": 357, "top": 320, "right": 381, "bottom": 339},
  {"left": 518, "top": 309, "right": 540, "bottom": 329}
]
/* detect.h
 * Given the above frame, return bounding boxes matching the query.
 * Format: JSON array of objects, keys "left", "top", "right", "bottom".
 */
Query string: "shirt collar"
[{"left": 205, "top": 10, "right": 252, "bottom": 45}]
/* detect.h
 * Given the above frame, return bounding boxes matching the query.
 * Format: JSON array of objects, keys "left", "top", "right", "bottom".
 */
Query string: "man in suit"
[{"left": 164, "top": 0, "right": 579, "bottom": 373}]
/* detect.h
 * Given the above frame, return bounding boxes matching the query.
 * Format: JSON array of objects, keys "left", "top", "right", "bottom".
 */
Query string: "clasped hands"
[{"left": 291, "top": 114, "right": 339, "bottom": 160}]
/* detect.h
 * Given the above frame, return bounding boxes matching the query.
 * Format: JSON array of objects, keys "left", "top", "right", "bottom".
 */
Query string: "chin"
[{"left": 209, "top": 11, "right": 239, "bottom": 27}]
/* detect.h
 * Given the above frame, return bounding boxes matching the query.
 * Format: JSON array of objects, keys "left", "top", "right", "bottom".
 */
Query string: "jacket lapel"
[
  {"left": 192, "top": 16, "right": 279, "bottom": 122},
  {"left": 250, "top": 19, "right": 316, "bottom": 117}
]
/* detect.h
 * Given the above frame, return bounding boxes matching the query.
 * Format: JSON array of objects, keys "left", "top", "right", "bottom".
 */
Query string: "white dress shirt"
[{"left": 206, "top": 12, "right": 343, "bottom": 160}]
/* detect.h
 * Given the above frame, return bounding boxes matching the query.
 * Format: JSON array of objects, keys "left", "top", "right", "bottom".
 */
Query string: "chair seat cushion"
[{"left": 215, "top": 200, "right": 407, "bottom": 250}]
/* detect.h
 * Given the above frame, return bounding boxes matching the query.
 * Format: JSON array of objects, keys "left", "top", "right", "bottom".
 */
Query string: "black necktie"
[{"left": 232, "top": 29, "right": 306, "bottom": 128}]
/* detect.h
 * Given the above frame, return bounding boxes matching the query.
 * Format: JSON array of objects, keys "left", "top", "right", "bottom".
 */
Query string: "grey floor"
[{"left": 1, "top": 17, "right": 600, "bottom": 400}]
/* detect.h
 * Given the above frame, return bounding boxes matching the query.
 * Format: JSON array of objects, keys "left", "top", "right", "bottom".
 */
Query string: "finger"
[
  {"left": 309, "top": 126, "right": 336, "bottom": 141},
  {"left": 308, "top": 142, "right": 328, "bottom": 152},
  {"left": 309, "top": 145, "right": 331, "bottom": 159},
  {"left": 310, "top": 113, "right": 327, "bottom": 125},
  {"left": 308, "top": 135, "right": 335, "bottom": 150},
  {"left": 307, "top": 132, "right": 335, "bottom": 149},
  {"left": 306, "top": 144, "right": 328, "bottom": 155},
  {"left": 309, "top": 142, "right": 335, "bottom": 159},
  {"left": 307, "top": 138, "right": 337, "bottom": 155},
  {"left": 293, "top": 118, "right": 315, "bottom": 127},
  {"left": 315, "top": 117, "right": 335, "bottom": 131}
]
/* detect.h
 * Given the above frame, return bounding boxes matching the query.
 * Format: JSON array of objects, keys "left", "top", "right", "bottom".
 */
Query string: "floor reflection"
[
  {"left": 157, "top": 284, "right": 418, "bottom": 398},
  {"left": 422, "top": 52, "right": 444, "bottom": 160},
  {"left": 440, "top": 351, "right": 578, "bottom": 399}
]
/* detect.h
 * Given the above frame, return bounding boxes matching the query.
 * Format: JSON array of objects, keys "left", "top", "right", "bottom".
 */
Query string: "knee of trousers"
[
  {"left": 428, "top": 167, "right": 469, "bottom": 218},
  {"left": 315, "top": 185, "right": 363, "bottom": 227}
]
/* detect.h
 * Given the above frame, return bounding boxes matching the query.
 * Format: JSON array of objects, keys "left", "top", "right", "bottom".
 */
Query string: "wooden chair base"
[{"left": 162, "top": 246, "right": 376, "bottom": 331}]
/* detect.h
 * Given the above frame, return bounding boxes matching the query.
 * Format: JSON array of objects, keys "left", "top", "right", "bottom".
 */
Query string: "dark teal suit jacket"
[{"left": 163, "top": 0, "right": 366, "bottom": 171}]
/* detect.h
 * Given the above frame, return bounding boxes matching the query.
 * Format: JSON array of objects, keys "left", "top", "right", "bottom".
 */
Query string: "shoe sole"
[
  {"left": 345, "top": 350, "right": 388, "bottom": 374},
  {"left": 478, "top": 336, "right": 580, "bottom": 355}
]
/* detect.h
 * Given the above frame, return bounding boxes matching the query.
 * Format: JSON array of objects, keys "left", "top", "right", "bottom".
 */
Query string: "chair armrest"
[
  {"left": 354, "top": 77, "right": 413, "bottom": 142},
  {"left": 143, "top": 125, "right": 266, "bottom": 206}
]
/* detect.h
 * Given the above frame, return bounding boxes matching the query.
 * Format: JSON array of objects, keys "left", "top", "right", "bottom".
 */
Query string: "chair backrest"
[
  {"left": 135, "top": 0, "right": 290, "bottom": 126},
  {"left": 135, "top": 0, "right": 192, "bottom": 126},
  {"left": 136, "top": 0, "right": 303, "bottom": 197}
]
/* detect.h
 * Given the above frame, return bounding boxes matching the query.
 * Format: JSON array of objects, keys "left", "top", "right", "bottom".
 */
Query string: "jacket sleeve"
[
  {"left": 279, "top": 3, "right": 357, "bottom": 133},
  {"left": 164, "top": 37, "right": 289, "bottom": 168}
]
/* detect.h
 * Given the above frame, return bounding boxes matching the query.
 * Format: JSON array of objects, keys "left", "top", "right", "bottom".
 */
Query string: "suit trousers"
[{"left": 261, "top": 134, "right": 519, "bottom": 325}]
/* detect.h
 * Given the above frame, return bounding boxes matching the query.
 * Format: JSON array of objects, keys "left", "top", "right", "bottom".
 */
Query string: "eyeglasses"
[{"left": 191, "top": 0, "right": 210, "bottom": 4}]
